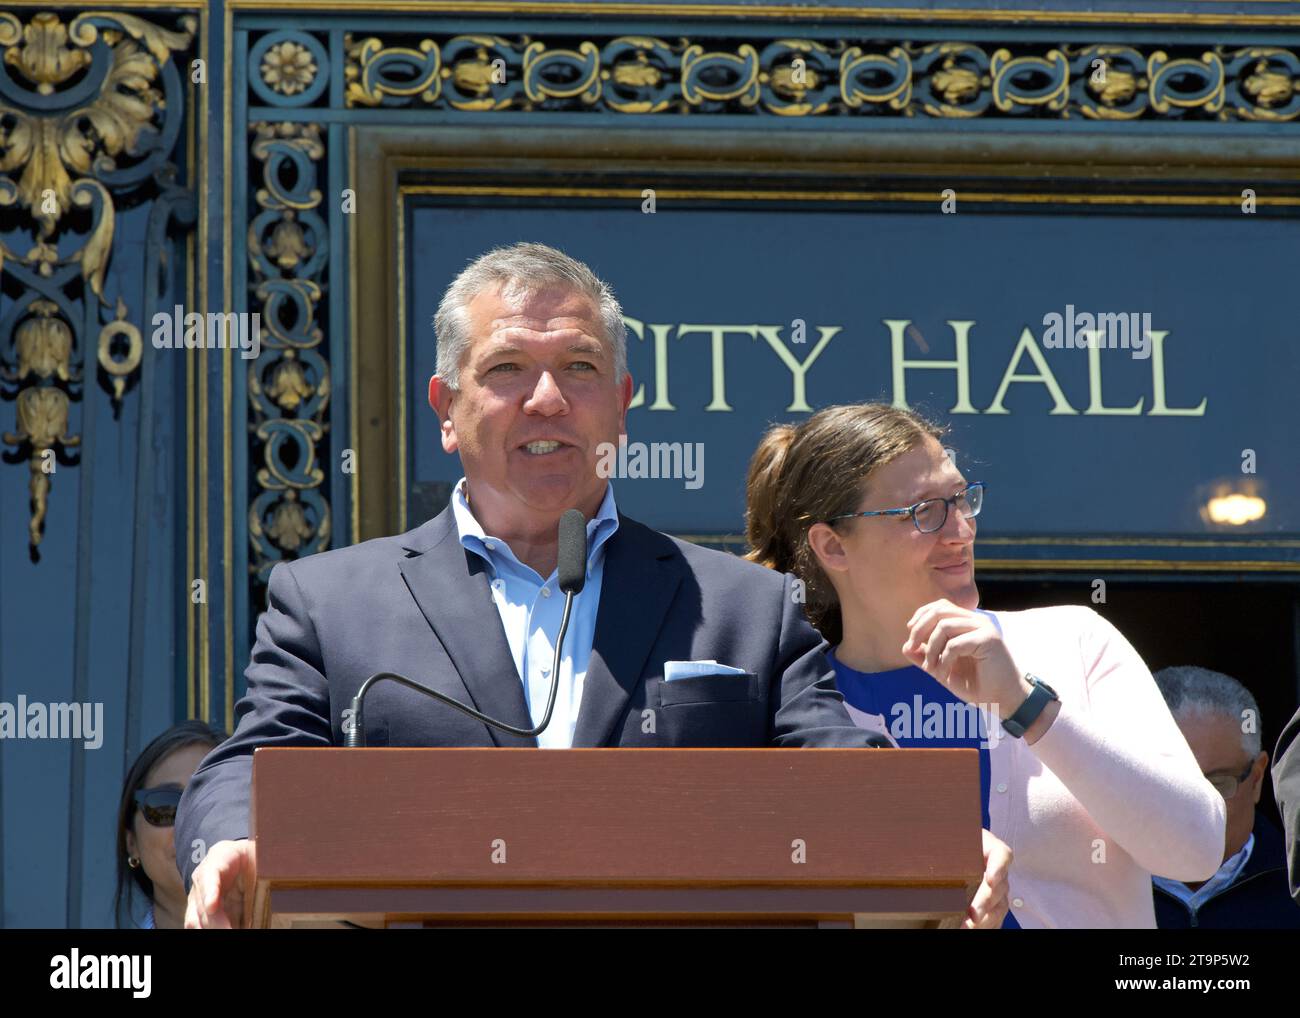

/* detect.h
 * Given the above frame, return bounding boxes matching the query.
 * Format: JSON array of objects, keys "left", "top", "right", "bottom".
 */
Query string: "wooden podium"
[{"left": 248, "top": 747, "right": 982, "bottom": 928}]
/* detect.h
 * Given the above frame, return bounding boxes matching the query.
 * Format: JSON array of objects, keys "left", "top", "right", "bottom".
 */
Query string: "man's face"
[
  {"left": 429, "top": 281, "right": 632, "bottom": 524},
  {"left": 1175, "top": 710, "right": 1267, "bottom": 862}
]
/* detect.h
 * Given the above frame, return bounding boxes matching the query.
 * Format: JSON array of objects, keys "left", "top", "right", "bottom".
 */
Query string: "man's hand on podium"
[
  {"left": 963, "top": 829, "right": 1012, "bottom": 929},
  {"left": 184, "top": 839, "right": 255, "bottom": 929}
]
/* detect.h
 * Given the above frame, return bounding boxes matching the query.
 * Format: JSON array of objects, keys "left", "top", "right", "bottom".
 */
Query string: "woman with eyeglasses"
[
  {"left": 744, "top": 402, "right": 1226, "bottom": 928},
  {"left": 115, "top": 721, "right": 226, "bottom": 929}
]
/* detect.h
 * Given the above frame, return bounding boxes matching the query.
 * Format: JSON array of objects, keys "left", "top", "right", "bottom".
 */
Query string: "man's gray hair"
[
  {"left": 432, "top": 242, "right": 628, "bottom": 390},
  {"left": 1153, "top": 665, "right": 1262, "bottom": 758}
]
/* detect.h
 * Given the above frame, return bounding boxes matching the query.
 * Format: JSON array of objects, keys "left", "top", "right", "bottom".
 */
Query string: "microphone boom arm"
[{"left": 344, "top": 590, "right": 576, "bottom": 747}]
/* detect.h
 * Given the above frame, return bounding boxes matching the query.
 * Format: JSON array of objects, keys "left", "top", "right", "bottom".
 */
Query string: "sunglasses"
[{"left": 133, "top": 786, "right": 183, "bottom": 827}]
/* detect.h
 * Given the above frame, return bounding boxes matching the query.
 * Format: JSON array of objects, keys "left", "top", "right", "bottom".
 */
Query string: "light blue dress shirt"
[
  {"left": 451, "top": 477, "right": 620, "bottom": 749},
  {"left": 1153, "top": 833, "right": 1254, "bottom": 909}
]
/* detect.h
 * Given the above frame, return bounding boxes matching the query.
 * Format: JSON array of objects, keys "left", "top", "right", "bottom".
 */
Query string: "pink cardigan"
[{"left": 842, "top": 605, "right": 1226, "bottom": 929}]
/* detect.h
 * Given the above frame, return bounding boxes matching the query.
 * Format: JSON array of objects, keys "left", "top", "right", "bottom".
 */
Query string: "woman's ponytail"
[{"left": 744, "top": 423, "right": 799, "bottom": 573}]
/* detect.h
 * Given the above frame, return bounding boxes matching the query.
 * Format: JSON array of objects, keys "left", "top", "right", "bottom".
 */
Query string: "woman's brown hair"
[{"left": 744, "top": 402, "right": 946, "bottom": 645}]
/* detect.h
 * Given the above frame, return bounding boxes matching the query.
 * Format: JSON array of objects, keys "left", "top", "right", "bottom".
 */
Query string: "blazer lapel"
[
  {"left": 397, "top": 507, "right": 537, "bottom": 747},
  {"left": 571, "top": 515, "right": 684, "bottom": 748}
]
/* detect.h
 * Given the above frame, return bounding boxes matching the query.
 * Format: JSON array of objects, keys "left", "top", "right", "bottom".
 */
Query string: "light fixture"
[{"left": 1205, "top": 492, "right": 1266, "bottom": 526}]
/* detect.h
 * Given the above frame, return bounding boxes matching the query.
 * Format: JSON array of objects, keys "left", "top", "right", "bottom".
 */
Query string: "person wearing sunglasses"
[
  {"left": 744, "top": 401, "right": 1226, "bottom": 928},
  {"left": 115, "top": 721, "right": 226, "bottom": 929}
]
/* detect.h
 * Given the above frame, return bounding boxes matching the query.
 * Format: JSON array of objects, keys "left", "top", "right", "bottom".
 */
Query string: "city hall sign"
[{"left": 622, "top": 317, "right": 1207, "bottom": 418}]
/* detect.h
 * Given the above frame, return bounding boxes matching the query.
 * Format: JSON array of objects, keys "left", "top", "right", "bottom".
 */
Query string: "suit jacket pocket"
[
  {"left": 656, "top": 673, "right": 766, "bottom": 747},
  {"left": 658, "top": 672, "right": 761, "bottom": 706}
]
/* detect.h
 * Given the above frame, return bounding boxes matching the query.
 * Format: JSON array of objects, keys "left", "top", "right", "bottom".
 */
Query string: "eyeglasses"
[
  {"left": 1205, "top": 761, "right": 1255, "bottom": 799},
  {"left": 827, "top": 482, "right": 986, "bottom": 535},
  {"left": 133, "top": 786, "right": 183, "bottom": 827}
]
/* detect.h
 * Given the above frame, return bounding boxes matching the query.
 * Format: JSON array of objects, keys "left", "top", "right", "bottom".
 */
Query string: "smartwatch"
[{"left": 1001, "top": 674, "right": 1059, "bottom": 739}]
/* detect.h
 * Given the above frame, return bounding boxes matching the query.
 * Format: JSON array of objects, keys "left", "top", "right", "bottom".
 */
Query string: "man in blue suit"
[
  {"left": 178, "top": 242, "right": 1009, "bottom": 928},
  {"left": 1152, "top": 666, "right": 1300, "bottom": 928}
]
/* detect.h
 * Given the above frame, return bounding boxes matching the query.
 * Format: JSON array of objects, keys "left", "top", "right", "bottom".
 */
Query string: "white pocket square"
[{"left": 663, "top": 660, "right": 749, "bottom": 681}]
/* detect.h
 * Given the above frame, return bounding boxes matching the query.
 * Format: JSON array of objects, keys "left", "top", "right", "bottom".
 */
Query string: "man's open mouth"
[{"left": 522, "top": 440, "right": 565, "bottom": 455}]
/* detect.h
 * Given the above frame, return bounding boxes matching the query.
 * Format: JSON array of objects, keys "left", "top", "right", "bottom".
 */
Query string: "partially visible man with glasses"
[
  {"left": 744, "top": 401, "right": 1226, "bottom": 927},
  {"left": 1152, "top": 667, "right": 1300, "bottom": 928}
]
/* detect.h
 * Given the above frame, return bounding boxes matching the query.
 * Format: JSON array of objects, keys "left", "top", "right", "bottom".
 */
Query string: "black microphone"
[
  {"left": 344, "top": 508, "right": 590, "bottom": 747},
  {"left": 557, "top": 508, "right": 587, "bottom": 595}
]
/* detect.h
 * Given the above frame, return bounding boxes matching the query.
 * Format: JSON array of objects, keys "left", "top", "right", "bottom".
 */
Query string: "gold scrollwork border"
[{"left": 340, "top": 33, "right": 1300, "bottom": 122}]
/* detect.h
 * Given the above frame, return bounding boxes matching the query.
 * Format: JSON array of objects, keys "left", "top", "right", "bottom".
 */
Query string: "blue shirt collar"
[
  {"left": 1154, "top": 832, "right": 1255, "bottom": 907},
  {"left": 452, "top": 476, "right": 620, "bottom": 581}
]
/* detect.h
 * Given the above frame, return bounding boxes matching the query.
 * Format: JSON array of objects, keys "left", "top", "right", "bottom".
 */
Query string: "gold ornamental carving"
[
  {"left": 261, "top": 39, "right": 318, "bottom": 96},
  {"left": 3, "top": 383, "right": 79, "bottom": 549},
  {"left": 339, "top": 32, "right": 1286, "bottom": 122},
  {"left": 0, "top": 11, "right": 194, "bottom": 549}
]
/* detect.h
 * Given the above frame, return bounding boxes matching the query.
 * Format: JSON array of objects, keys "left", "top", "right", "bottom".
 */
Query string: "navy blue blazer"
[
  {"left": 1153, "top": 815, "right": 1300, "bottom": 929},
  {"left": 176, "top": 506, "right": 886, "bottom": 889}
]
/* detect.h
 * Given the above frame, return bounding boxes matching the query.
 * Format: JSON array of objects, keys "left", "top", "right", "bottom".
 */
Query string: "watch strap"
[{"left": 1002, "top": 675, "right": 1057, "bottom": 738}]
